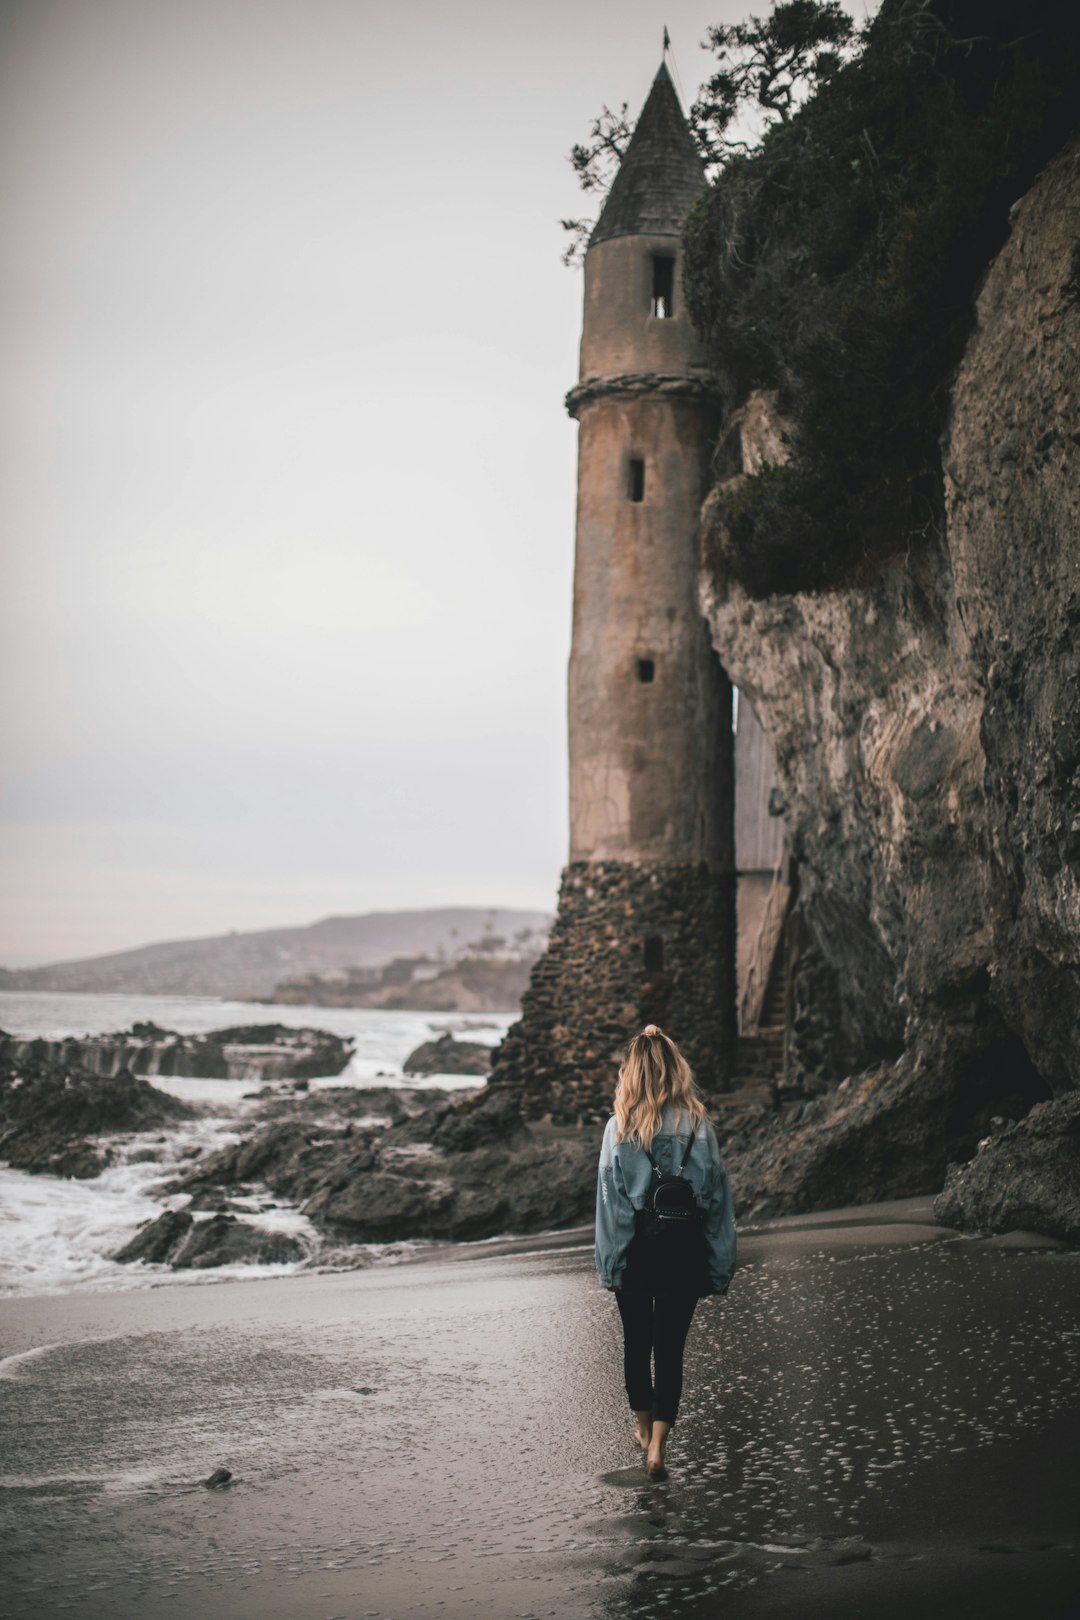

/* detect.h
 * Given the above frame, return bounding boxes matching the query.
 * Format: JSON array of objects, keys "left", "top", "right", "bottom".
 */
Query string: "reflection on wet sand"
[{"left": 0, "top": 1200, "right": 1077, "bottom": 1619}]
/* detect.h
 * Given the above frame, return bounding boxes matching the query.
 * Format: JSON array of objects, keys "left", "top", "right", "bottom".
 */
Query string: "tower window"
[
  {"left": 643, "top": 935, "right": 665, "bottom": 973},
  {"left": 636, "top": 658, "right": 655, "bottom": 683},
  {"left": 629, "top": 458, "right": 645, "bottom": 502},
  {"left": 651, "top": 255, "right": 675, "bottom": 319}
]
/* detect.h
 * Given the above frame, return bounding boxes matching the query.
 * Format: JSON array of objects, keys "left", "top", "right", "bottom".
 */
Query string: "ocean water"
[
  {"left": 0, "top": 990, "right": 511, "bottom": 1063},
  {"left": 0, "top": 992, "right": 515, "bottom": 1299}
]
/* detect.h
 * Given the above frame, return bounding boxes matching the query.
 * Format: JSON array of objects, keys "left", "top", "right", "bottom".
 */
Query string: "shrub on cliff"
[{"left": 683, "top": 0, "right": 1080, "bottom": 597}]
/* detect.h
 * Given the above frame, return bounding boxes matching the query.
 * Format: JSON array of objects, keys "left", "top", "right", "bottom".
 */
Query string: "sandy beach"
[{"left": 2, "top": 1199, "right": 1077, "bottom": 1620}]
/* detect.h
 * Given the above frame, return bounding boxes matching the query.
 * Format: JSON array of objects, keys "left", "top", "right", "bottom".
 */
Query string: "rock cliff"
[
  {"left": 483, "top": 8, "right": 1078, "bottom": 1241},
  {"left": 699, "top": 137, "right": 1079, "bottom": 1229}
]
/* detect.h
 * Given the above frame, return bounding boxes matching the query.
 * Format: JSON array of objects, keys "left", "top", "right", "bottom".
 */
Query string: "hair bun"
[{"left": 642, "top": 1024, "right": 662, "bottom": 1038}]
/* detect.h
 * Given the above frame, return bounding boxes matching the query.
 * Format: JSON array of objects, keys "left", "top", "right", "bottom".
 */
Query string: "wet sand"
[{"left": 1, "top": 1199, "right": 1077, "bottom": 1619}]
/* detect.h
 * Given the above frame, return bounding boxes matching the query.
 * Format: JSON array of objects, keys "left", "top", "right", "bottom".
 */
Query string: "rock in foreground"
[
  {"left": 172, "top": 1214, "right": 305, "bottom": 1269},
  {"left": 113, "top": 1208, "right": 195, "bottom": 1264},
  {"left": 933, "top": 1096, "right": 1080, "bottom": 1244},
  {"left": 112, "top": 1207, "right": 305, "bottom": 1269}
]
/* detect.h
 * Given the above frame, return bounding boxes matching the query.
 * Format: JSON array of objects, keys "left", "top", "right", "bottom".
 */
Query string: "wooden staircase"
[
  {"left": 733, "top": 1031, "right": 783, "bottom": 1084},
  {"left": 733, "top": 861, "right": 791, "bottom": 1091}
]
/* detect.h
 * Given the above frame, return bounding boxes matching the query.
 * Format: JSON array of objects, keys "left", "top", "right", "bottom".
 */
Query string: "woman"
[{"left": 595, "top": 1024, "right": 736, "bottom": 1480}]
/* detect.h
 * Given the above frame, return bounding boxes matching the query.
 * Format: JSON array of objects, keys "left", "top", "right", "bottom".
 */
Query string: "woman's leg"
[
  {"left": 647, "top": 1293, "right": 699, "bottom": 1473},
  {"left": 631, "top": 1409, "right": 653, "bottom": 1450},
  {"left": 652, "top": 1291, "right": 698, "bottom": 1425},
  {"left": 614, "top": 1291, "right": 654, "bottom": 1428}
]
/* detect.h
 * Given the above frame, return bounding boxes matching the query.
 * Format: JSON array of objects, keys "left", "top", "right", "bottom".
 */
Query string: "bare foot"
[
  {"left": 632, "top": 1410, "right": 652, "bottom": 1451},
  {"left": 647, "top": 1419, "right": 671, "bottom": 1479}
]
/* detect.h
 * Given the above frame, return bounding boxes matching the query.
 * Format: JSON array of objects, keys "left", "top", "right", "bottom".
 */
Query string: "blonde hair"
[{"left": 613, "top": 1025, "right": 705, "bottom": 1151}]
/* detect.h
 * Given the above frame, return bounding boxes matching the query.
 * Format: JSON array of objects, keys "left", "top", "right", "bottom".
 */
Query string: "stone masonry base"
[{"left": 487, "top": 860, "right": 735, "bottom": 1123}]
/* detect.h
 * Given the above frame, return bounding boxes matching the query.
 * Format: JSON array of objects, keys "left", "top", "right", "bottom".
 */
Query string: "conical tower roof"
[{"left": 590, "top": 62, "right": 705, "bottom": 247}]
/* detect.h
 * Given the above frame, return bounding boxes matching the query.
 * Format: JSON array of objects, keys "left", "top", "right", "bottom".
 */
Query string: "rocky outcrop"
[
  {"left": 694, "top": 139, "right": 1079, "bottom": 1234},
  {"left": 0, "top": 1043, "right": 194, "bottom": 1177},
  {"left": 303, "top": 1127, "right": 594, "bottom": 1244},
  {"left": 933, "top": 1096, "right": 1080, "bottom": 1244},
  {"left": 720, "top": 1028, "right": 1049, "bottom": 1221},
  {"left": 158, "top": 1091, "right": 595, "bottom": 1248},
  {"left": 1, "top": 1039, "right": 588, "bottom": 1265},
  {"left": 1, "top": 1023, "right": 354, "bottom": 1083},
  {"left": 402, "top": 1033, "right": 491, "bottom": 1077}
]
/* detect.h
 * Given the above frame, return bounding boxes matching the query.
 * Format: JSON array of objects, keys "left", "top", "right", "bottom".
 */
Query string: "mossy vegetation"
[{"left": 683, "top": 0, "right": 1080, "bottom": 599}]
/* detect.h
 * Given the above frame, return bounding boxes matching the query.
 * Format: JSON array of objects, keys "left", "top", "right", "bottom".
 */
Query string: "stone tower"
[{"left": 489, "top": 62, "right": 735, "bottom": 1121}]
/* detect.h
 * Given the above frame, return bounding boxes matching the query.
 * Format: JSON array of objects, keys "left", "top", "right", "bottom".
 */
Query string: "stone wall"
[{"left": 487, "top": 860, "right": 735, "bottom": 1122}]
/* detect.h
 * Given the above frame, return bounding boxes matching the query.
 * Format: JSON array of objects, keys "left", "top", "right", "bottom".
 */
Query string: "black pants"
[{"left": 615, "top": 1291, "right": 698, "bottom": 1425}]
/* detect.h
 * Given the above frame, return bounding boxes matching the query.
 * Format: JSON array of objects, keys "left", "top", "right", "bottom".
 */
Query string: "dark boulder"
[
  {"left": 113, "top": 1208, "right": 194, "bottom": 1264},
  {"left": 383, "top": 1101, "right": 456, "bottom": 1146},
  {"left": 233, "top": 1121, "right": 312, "bottom": 1182},
  {"left": 171, "top": 1213, "right": 306, "bottom": 1269},
  {"left": 306, "top": 1172, "right": 456, "bottom": 1242},
  {"left": 114, "top": 1205, "right": 306, "bottom": 1269},
  {"left": 934, "top": 1095, "right": 1080, "bottom": 1244},
  {"left": 432, "top": 1093, "right": 526, "bottom": 1153},
  {"left": 485, "top": 1137, "right": 596, "bottom": 1234},
  {"left": 441, "top": 1182, "right": 513, "bottom": 1240},
  {"left": 192, "top": 1024, "right": 354, "bottom": 1081},
  {"left": 402, "top": 1033, "right": 491, "bottom": 1077}
]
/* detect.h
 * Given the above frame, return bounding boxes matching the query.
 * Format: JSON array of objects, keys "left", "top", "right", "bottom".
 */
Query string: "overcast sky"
[{"left": 0, "top": 0, "right": 873, "bottom": 964}]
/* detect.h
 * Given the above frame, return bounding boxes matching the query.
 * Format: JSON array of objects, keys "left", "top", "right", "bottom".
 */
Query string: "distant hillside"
[
  {"left": 1, "top": 909, "right": 551, "bottom": 998},
  {"left": 267, "top": 955, "right": 538, "bottom": 1014}
]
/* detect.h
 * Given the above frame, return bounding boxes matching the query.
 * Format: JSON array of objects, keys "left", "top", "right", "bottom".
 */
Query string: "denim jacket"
[{"left": 594, "top": 1104, "right": 737, "bottom": 1294}]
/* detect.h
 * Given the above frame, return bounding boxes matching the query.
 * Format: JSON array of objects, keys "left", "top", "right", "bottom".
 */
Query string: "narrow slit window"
[
  {"left": 643, "top": 935, "right": 665, "bottom": 972},
  {"left": 629, "top": 458, "right": 645, "bottom": 502},
  {"left": 651, "top": 254, "right": 675, "bottom": 319},
  {"left": 636, "top": 658, "right": 655, "bottom": 683}
]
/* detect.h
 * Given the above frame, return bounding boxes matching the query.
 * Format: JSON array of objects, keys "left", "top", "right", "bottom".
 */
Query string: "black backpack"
[{"left": 623, "top": 1130, "right": 710, "bottom": 1296}]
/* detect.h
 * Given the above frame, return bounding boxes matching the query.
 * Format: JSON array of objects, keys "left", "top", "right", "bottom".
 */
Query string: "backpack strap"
[{"left": 642, "top": 1127, "right": 697, "bottom": 1177}]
